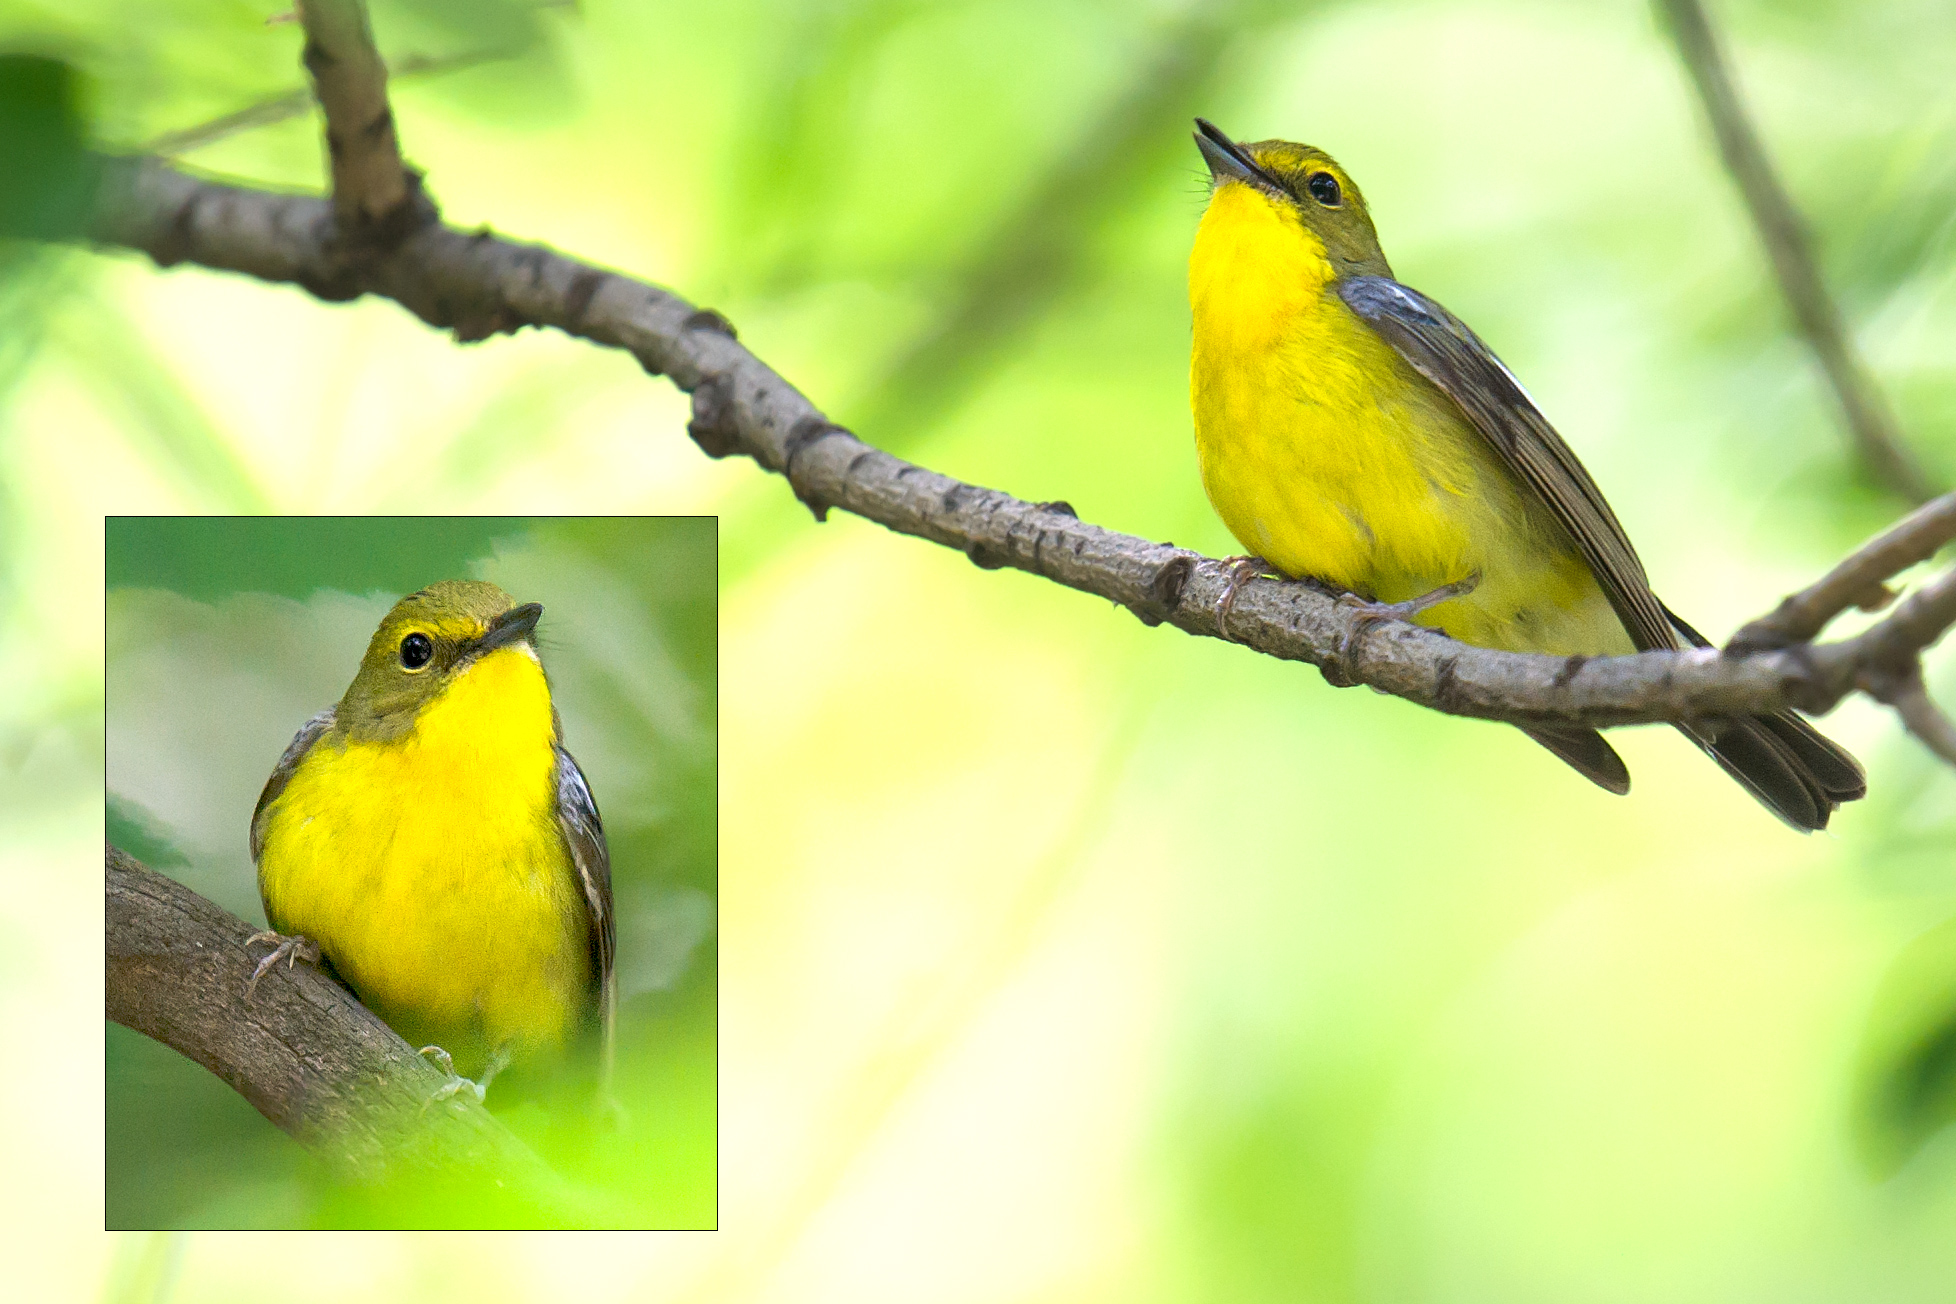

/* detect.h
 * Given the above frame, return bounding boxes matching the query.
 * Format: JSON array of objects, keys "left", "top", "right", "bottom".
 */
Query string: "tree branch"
[
  {"left": 1731, "top": 491, "right": 1956, "bottom": 650},
  {"left": 1654, "top": 0, "right": 1939, "bottom": 504},
  {"left": 1829, "top": 566, "right": 1956, "bottom": 677},
  {"left": 106, "top": 845, "right": 578, "bottom": 1206},
  {"left": 45, "top": 0, "right": 1947, "bottom": 767},
  {"left": 1861, "top": 662, "right": 1956, "bottom": 767},
  {"left": 79, "top": 156, "right": 1956, "bottom": 746},
  {"left": 296, "top": 0, "right": 417, "bottom": 232}
]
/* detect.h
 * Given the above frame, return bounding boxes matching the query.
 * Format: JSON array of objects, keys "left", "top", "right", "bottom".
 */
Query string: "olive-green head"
[
  {"left": 338, "top": 579, "right": 543, "bottom": 739},
  {"left": 1193, "top": 118, "right": 1392, "bottom": 280}
]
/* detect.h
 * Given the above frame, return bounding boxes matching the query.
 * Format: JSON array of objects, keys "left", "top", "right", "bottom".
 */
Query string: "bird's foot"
[
  {"left": 418, "top": 1045, "right": 486, "bottom": 1109},
  {"left": 593, "top": 1092, "right": 631, "bottom": 1131},
  {"left": 1333, "top": 574, "right": 1480, "bottom": 665},
  {"left": 417, "top": 1044, "right": 512, "bottom": 1111},
  {"left": 1215, "top": 555, "right": 1279, "bottom": 642},
  {"left": 243, "top": 930, "right": 319, "bottom": 1000}
]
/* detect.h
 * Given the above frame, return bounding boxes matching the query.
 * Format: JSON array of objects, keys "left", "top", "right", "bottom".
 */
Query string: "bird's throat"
[{"left": 1189, "top": 180, "right": 1335, "bottom": 358}]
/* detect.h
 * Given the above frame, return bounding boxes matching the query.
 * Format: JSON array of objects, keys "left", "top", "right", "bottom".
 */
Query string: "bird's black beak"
[
  {"left": 477, "top": 602, "right": 543, "bottom": 653},
  {"left": 1194, "top": 118, "right": 1274, "bottom": 191}
]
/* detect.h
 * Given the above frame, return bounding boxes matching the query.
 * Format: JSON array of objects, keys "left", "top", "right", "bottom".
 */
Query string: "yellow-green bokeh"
[{"left": 0, "top": 0, "right": 1951, "bottom": 1295}]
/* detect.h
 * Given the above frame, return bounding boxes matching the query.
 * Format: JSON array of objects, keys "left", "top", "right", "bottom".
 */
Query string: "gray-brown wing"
[
  {"left": 554, "top": 741, "right": 615, "bottom": 1084},
  {"left": 1338, "top": 275, "right": 1677, "bottom": 654},
  {"left": 249, "top": 706, "right": 336, "bottom": 866}
]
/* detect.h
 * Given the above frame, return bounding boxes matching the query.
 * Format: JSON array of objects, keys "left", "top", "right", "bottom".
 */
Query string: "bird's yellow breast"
[
  {"left": 1189, "top": 180, "right": 1630, "bottom": 656},
  {"left": 257, "top": 646, "right": 590, "bottom": 1074}
]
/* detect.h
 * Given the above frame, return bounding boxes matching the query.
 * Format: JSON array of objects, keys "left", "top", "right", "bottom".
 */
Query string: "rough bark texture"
[
  {"left": 297, "top": 0, "right": 418, "bottom": 233},
  {"left": 84, "top": 159, "right": 1956, "bottom": 736},
  {"left": 106, "top": 845, "right": 574, "bottom": 1204}
]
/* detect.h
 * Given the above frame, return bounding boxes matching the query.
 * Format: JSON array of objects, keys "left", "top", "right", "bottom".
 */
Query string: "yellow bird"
[
  {"left": 248, "top": 580, "right": 613, "bottom": 1099},
  {"left": 1188, "top": 119, "right": 1864, "bottom": 830}
]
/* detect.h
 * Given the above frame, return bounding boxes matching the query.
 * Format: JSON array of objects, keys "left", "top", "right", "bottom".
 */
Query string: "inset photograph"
[{"left": 106, "top": 516, "right": 716, "bottom": 1229}]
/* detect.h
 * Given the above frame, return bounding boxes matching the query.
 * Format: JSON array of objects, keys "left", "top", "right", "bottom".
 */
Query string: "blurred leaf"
[
  {"left": 0, "top": 54, "right": 101, "bottom": 238},
  {"left": 105, "top": 516, "right": 534, "bottom": 600},
  {"left": 1857, "top": 914, "right": 1956, "bottom": 1176},
  {"left": 370, "top": 356, "right": 601, "bottom": 507},
  {"left": 106, "top": 1021, "right": 309, "bottom": 1230},
  {"left": 717, "top": 0, "right": 930, "bottom": 295},
  {"left": 372, "top": 0, "right": 577, "bottom": 129},
  {"left": 100, "top": 1229, "right": 187, "bottom": 1304},
  {"left": 378, "top": 0, "right": 560, "bottom": 52}
]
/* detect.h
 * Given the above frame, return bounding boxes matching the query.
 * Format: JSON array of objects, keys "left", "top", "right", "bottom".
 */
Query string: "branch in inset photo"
[{"left": 106, "top": 845, "right": 573, "bottom": 1204}]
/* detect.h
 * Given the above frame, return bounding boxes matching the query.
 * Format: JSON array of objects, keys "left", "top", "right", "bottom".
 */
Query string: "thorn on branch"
[
  {"left": 682, "top": 308, "right": 737, "bottom": 339},
  {"left": 1854, "top": 582, "right": 1899, "bottom": 614},
  {"left": 450, "top": 307, "right": 519, "bottom": 344},
  {"left": 782, "top": 417, "right": 852, "bottom": 522},
  {"left": 1433, "top": 654, "right": 1462, "bottom": 710},
  {"left": 1128, "top": 553, "right": 1194, "bottom": 627},
  {"left": 152, "top": 189, "right": 204, "bottom": 269},
  {"left": 301, "top": 38, "right": 337, "bottom": 75},
  {"left": 685, "top": 374, "right": 740, "bottom": 459},
  {"left": 562, "top": 268, "right": 605, "bottom": 328},
  {"left": 966, "top": 540, "right": 1008, "bottom": 570}
]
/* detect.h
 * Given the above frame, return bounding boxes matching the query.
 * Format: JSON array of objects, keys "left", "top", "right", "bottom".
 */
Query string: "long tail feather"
[{"left": 1522, "top": 725, "right": 1631, "bottom": 795}]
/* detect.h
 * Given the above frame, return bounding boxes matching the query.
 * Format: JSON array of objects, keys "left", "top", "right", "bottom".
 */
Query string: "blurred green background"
[
  {"left": 103, "top": 515, "right": 718, "bottom": 1229},
  {"left": 0, "top": 0, "right": 1949, "bottom": 1294}
]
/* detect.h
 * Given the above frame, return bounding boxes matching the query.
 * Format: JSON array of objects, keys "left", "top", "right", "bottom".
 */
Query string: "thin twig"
[
  {"left": 1814, "top": 567, "right": 1956, "bottom": 681},
  {"left": 145, "top": 0, "right": 579, "bottom": 158},
  {"left": 83, "top": 159, "right": 1956, "bottom": 739},
  {"left": 1860, "top": 663, "right": 1956, "bottom": 766},
  {"left": 297, "top": 0, "right": 415, "bottom": 231},
  {"left": 143, "top": 49, "right": 500, "bottom": 158},
  {"left": 1730, "top": 490, "right": 1956, "bottom": 649},
  {"left": 1655, "top": 0, "right": 1938, "bottom": 504},
  {"left": 143, "top": 88, "right": 315, "bottom": 159}
]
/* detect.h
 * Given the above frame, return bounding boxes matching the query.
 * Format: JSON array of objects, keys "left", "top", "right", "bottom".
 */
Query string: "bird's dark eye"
[
  {"left": 400, "top": 633, "right": 433, "bottom": 670},
  {"left": 1306, "top": 171, "right": 1342, "bottom": 206}
]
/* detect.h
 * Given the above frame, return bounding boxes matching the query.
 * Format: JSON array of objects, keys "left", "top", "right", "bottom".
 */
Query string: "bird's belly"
[
  {"left": 1195, "top": 338, "right": 1473, "bottom": 590},
  {"left": 1193, "top": 341, "right": 1633, "bottom": 658},
  {"left": 258, "top": 703, "right": 587, "bottom": 1073}
]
